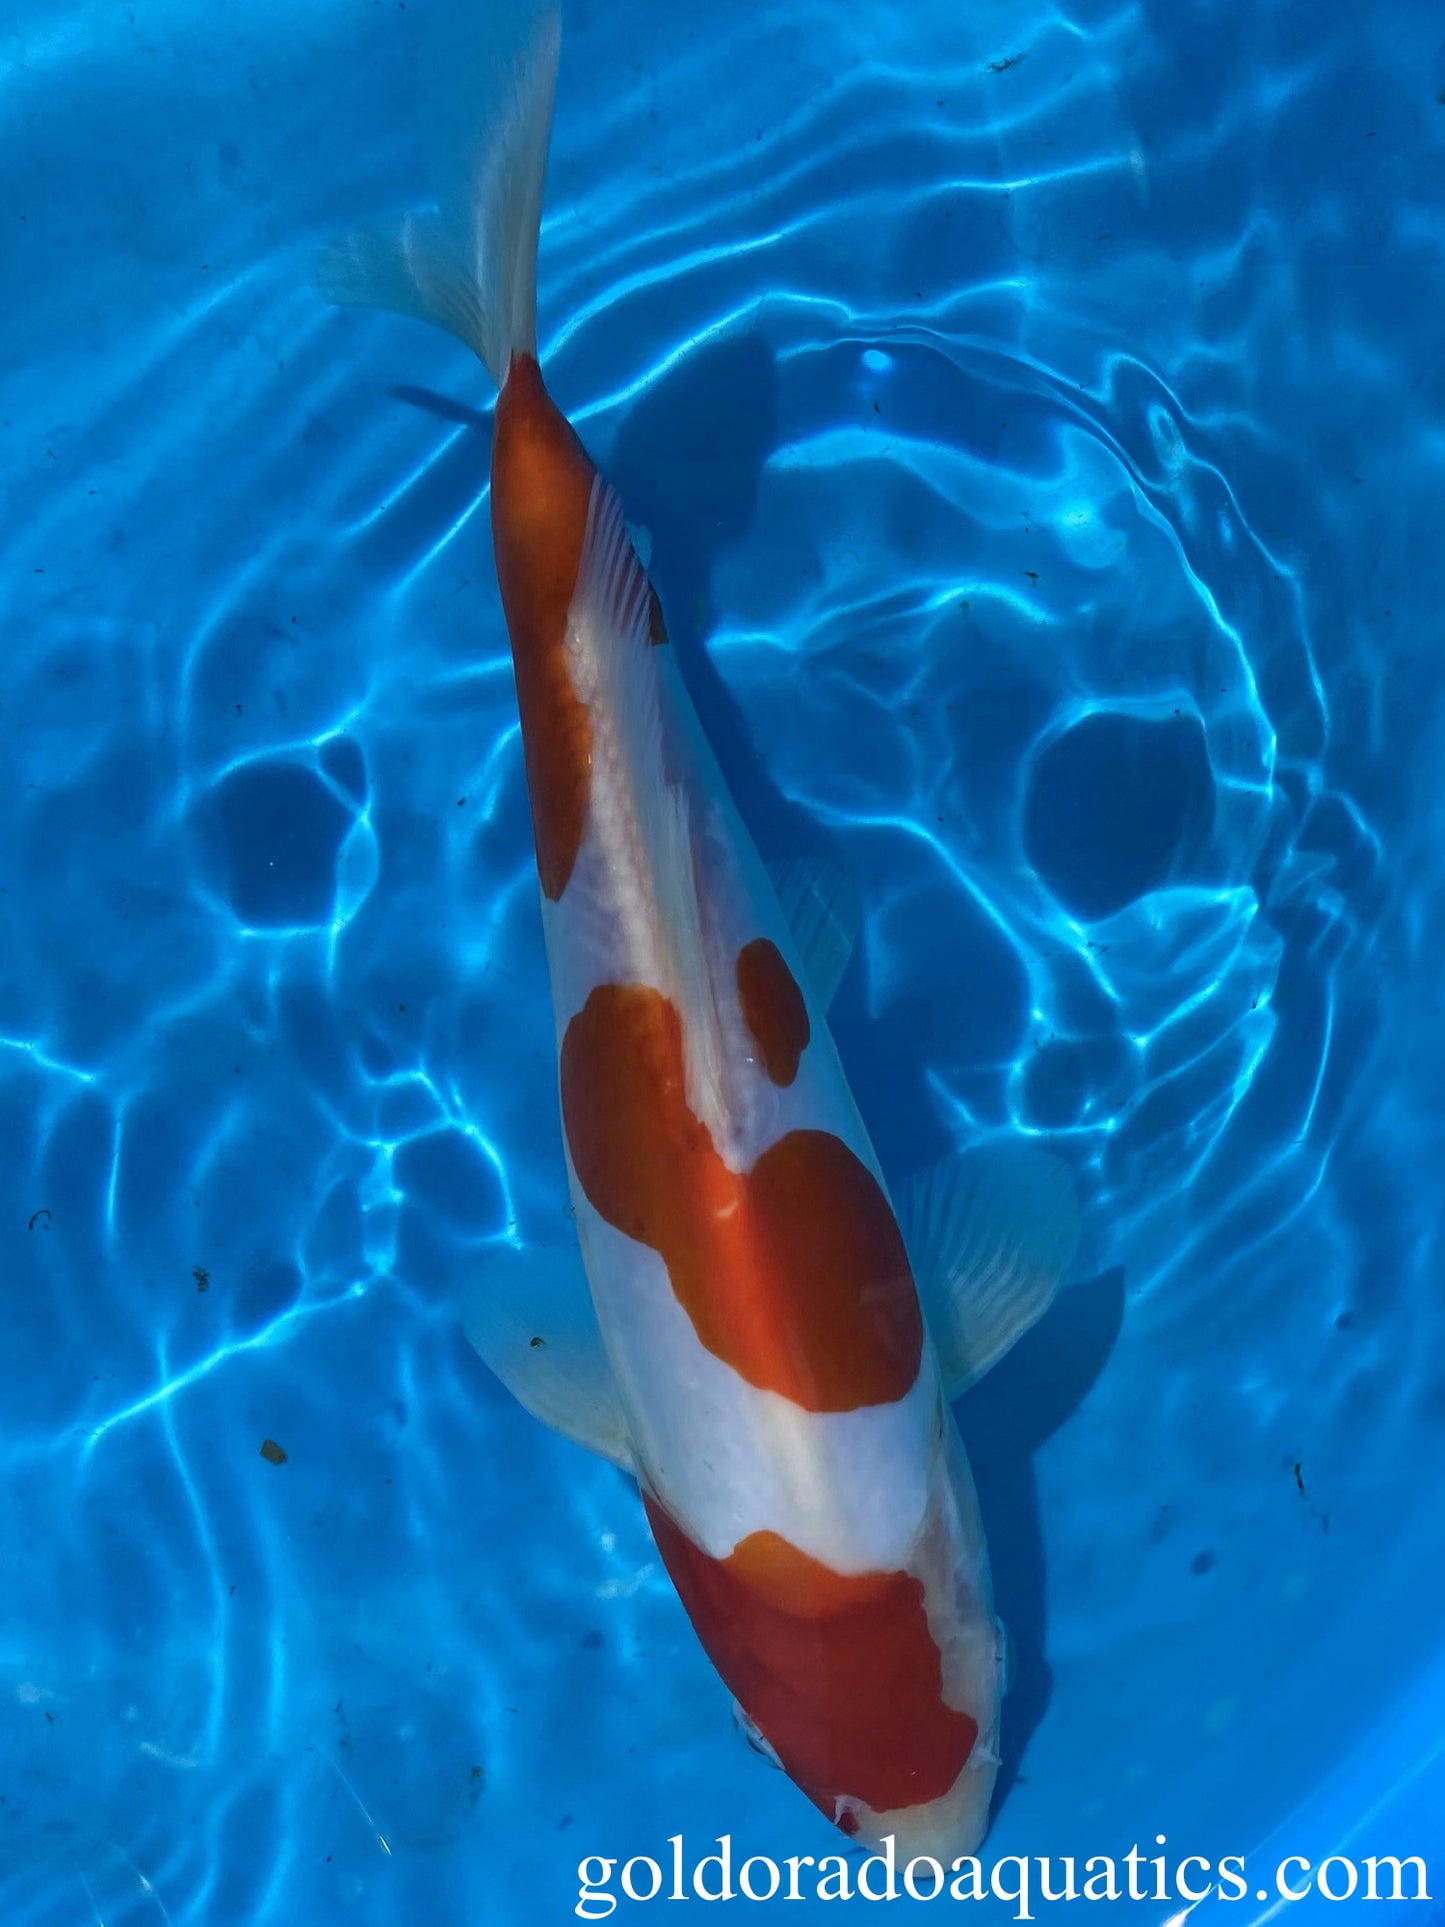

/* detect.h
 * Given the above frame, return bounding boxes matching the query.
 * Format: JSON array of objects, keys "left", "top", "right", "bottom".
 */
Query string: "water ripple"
[{"left": 3, "top": 0, "right": 1444, "bottom": 1917}]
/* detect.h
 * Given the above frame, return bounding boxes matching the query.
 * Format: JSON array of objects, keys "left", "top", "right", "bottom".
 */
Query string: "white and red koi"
[{"left": 321, "top": 0, "right": 1078, "bottom": 1859}]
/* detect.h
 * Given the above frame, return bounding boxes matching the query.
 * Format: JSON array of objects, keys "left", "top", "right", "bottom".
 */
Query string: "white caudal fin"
[
  {"left": 462, "top": 1238, "right": 633, "bottom": 1469},
  {"left": 896, "top": 1141, "right": 1080, "bottom": 1401},
  {"left": 765, "top": 855, "right": 862, "bottom": 1010},
  {"left": 316, "top": 0, "right": 561, "bottom": 386}
]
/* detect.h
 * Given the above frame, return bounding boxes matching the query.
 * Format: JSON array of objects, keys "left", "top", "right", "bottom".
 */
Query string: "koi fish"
[{"left": 320, "top": 0, "right": 1078, "bottom": 1859}]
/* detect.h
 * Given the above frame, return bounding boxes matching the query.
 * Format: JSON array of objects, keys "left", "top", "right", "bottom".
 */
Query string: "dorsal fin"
[{"left": 565, "top": 477, "right": 728, "bottom": 1140}]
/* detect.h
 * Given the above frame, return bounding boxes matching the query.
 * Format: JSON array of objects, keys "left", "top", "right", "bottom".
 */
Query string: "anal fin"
[{"left": 896, "top": 1141, "right": 1080, "bottom": 1401}]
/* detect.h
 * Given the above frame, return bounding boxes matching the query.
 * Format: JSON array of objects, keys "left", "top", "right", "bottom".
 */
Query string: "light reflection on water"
[{"left": 2, "top": 0, "right": 1443, "bottom": 1918}]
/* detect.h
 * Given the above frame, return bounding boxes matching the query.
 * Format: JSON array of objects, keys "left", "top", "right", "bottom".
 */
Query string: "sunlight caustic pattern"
[{"left": 2, "top": 0, "right": 1444, "bottom": 1919}]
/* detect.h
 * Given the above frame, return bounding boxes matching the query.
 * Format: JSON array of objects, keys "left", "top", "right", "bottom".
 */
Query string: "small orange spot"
[
  {"left": 736, "top": 938, "right": 810, "bottom": 1085},
  {"left": 648, "top": 587, "right": 669, "bottom": 647},
  {"left": 645, "top": 1501, "right": 977, "bottom": 1819},
  {"left": 560, "top": 983, "right": 920, "bottom": 1411}
]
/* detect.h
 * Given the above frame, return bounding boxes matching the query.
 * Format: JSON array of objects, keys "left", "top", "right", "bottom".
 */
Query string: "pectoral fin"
[
  {"left": 896, "top": 1141, "right": 1080, "bottom": 1401},
  {"left": 462, "top": 1236, "right": 633, "bottom": 1469}
]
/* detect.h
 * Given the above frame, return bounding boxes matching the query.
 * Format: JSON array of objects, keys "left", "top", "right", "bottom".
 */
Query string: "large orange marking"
[
  {"left": 559, "top": 982, "right": 921, "bottom": 1411},
  {"left": 644, "top": 1499, "right": 978, "bottom": 1818},
  {"left": 490, "top": 353, "right": 597, "bottom": 901},
  {"left": 735, "top": 938, "right": 810, "bottom": 1086}
]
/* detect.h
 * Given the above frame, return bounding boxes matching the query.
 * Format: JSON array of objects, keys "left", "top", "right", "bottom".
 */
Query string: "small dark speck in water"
[
  {"left": 557, "top": 1815, "right": 574, "bottom": 1831},
  {"left": 989, "top": 53, "right": 1025, "bottom": 73},
  {"left": 1294, "top": 1461, "right": 1306, "bottom": 1496},
  {"left": 194, "top": 1266, "right": 210, "bottom": 1292},
  {"left": 260, "top": 1438, "right": 287, "bottom": 1466},
  {"left": 529, "top": 1335, "right": 545, "bottom": 1348},
  {"left": 580, "top": 1629, "right": 604, "bottom": 1651},
  {"left": 28, "top": 1207, "right": 51, "bottom": 1231},
  {"left": 1191, "top": 1550, "right": 1216, "bottom": 1576}
]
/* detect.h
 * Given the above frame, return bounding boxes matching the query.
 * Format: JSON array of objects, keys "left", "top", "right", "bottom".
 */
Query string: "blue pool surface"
[{"left": 4, "top": 0, "right": 1445, "bottom": 1919}]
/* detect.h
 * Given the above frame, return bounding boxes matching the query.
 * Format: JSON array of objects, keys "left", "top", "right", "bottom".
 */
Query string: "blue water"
[{"left": 4, "top": 0, "right": 1445, "bottom": 1920}]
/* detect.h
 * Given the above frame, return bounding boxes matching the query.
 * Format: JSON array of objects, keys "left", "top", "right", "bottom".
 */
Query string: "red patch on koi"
[
  {"left": 490, "top": 352, "right": 597, "bottom": 901},
  {"left": 736, "top": 937, "right": 810, "bottom": 1086},
  {"left": 644, "top": 1501, "right": 978, "bottom": 1819},
  {"left": 560, "top": 981, "right": 920, "bottom": 1412},
  {"left": 648, "top": 587, "right": 669, "bottom": 647}
]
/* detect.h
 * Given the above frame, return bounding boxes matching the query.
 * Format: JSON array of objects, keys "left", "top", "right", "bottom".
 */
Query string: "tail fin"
[{"left": 317, "top": 0, "right": 561, "bottom": 387}]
